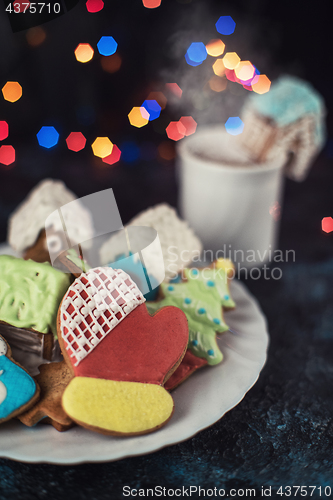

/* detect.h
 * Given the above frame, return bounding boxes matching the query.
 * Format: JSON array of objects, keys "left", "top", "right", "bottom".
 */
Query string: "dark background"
[
  {"left": 1, "top": 1, "right": 333, "bottom": 498},
  {"left": 0, "top": 0, "right": 332, "bottom": 241}
]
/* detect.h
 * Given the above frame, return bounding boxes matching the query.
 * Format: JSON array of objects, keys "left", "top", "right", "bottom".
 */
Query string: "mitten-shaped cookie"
[
  {"left": 58, "top": 268, "right": 188, "bottom": 436},
  {"left": 0, "top": 335, "right": 40, "bottom": 424}
]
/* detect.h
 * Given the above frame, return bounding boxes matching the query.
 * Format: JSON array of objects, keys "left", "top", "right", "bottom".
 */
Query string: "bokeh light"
[
  {"left": 166, "top": 121, "right": 186, "bottom": 141},
  {"left": 92, "top": 137, "right": 113, "bottom": 158},
  {"left": 0, "top": 145, "right": 15, "bottom": 166},
  {"left": 234, "top": 61, "right": 255, "bottom": 81},
  {"left": 222, "top": 52, "right": 240, "bottom": 69},
  {"left": 322, "top": 217, "right": 333, "bottom": 233},
  {"left": 26, "top": 26, "right": 46, "bottom": 47},
  {"left": 66, "top": 132, "right": 86, "bottom": 152},
  {"left": 0, "top": 121, "right": 9, "bottom": 141},
  {"left": 251, "top": 75, "right": 271, "bottom": 94},
  {"left": 215, "top": 16, "right": 236, "bottom": 35},
  {"left": 128, "top": 107, "right": 150, "bottom": 128},
  {"left": 97, "top": 36, "right": 117, "bottom": 56},
  {"left": 185, "top": 42, "right": 207, "bottom": 66},
  {"left": 102, "top": 144, "right": 121, "bottom": 165},
  {"left": 147, "top": 91, "right": 167, "bottom": 109},
  {"left": 225, "top": 69, "right": 237, "bottom": 82},
  {"left": 75, "top": 44, "right": 94, "bottom": 63},
  {"left": 101, "top": 54, "right": 122, "bottom": 73},
  {"left": 225, "top": 117, "right": 244, "bottom": 136},
  {"left": 141, "top": 100, "right": 161, "bottom": 121},
  {"left": 269, "top": 201, "right": 281, "bottom": 221},
  {"left": 142, "top": 0, "right": 162, "bottom": 8},
  {"left": 212, "top": 58, "right": 225, "bottom": 76},
  {"left": 2, "top": 82, "right": 22, "bottom": 103},
  {"left": 185, "top": 53, "right": 201, "bottom": 67},
  {"left": 37, "top": 126, "right": 59, "bottom": 148},
  {"left": 209, "top": 76, "right": 227, "bottom": 92},
  {"left": 86, "top": 0, "right": 104, "bottom": 12},
  {"left": 158, "top": 141, "right": 175, "bottom": 161},
  {"left": 179, "top": 116, "right": 197, "bottom": 136},
  {"left": 165, "top": 83, "right": 182, "bottom": 98},
  {"left": 206, "top": 39, "right": 225, "bottom": 57}
]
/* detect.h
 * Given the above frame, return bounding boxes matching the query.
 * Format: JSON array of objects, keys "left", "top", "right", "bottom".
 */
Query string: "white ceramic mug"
[{"left": 177, "top": 126, "right": 287, "bottom": 268}]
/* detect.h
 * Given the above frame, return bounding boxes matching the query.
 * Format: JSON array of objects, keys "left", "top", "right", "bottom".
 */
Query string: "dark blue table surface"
[{"left": 1, "top": 149, "right": 333, "bottom": 500}]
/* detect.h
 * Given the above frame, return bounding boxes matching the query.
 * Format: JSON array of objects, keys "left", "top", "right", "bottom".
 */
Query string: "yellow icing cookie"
[
  {"left": 62, "top": 377, "right": 174, "bottom": 435},
  {"left": 215, "top": 258, "right": 235, "bottom": 277}
]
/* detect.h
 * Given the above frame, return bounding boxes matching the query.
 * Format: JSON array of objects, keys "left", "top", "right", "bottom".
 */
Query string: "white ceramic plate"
[{"left": 0, "top": 244, "right": 268, "bottom": 464}]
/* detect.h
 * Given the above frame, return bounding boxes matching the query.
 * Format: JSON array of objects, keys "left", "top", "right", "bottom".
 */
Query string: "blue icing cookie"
[
  {"left": 109, "top": 253, "right": 159, "bottom": 301},
  {"left": 0, "top": 356, "right": 37, "bottom": 421},
  {"left": 249, "top": 75, "right": 326, "bottom": 144}
]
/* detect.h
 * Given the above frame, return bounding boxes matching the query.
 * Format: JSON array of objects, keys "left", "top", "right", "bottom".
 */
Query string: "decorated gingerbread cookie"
[
  {"left": 57, "top": 248, "right": 91, "bottom": 278},
  {"left": 240, "top": 75, "right": 326, "bottom": 181},
  {"left": 7, "top": 179, "right": 94, "bottom": 261},
  {"left": 100, "top": 204, "right": 202, "bottom": 282},
  {"left": 147, "top": 260, "right": 235, "bottom": 390},
  {"left": 18, "top": 361, "right": 74, "bottom": 432},
  {"left": 0, "top": 255, "right": 72, "bottom": 360},
  {"left": 148, "top": 264, "right": 234, "bottom": 365},
  {"left": 0, "top": 335, "right": 40, "bottom": 424},
  {"left": 57, "top": 267, "right": 188, "bottom": 435}
]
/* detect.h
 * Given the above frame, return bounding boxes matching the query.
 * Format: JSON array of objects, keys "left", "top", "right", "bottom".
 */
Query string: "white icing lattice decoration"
[{"left": 60, "top": 267, "right": 145, "bottom": 366}]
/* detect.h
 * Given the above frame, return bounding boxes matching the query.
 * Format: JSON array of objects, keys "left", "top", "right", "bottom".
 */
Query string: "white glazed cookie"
[
  {"left": 240, "top": 75, "right": 326, "bottom": 181},
  {"left": 100, "top": 204, "right": 203, "bottom": 281},
  {"left": 8, "top": 179, "right": 94, "bottom": 253}
]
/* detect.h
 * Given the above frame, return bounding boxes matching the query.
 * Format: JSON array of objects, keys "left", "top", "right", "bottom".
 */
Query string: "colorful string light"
[
  {"left": 215, "top": 16, "right": 236, "bottom": 35},
  {"left": 322, "top": 217, "right": 333, "bottom": 233},
  {"left": 185, "top": 42, "right": 207, "bottom": 66},
  {"left": 206, "top": 39, "right": 225, "bottom": 57},
  {"left": 179, "top": 116, "right": 197, "bottom": 136},
  {"left": 142, "top": 0, "right": 162, "bottom": 8},
  {"left": 75, "top": 44, "right": 94, "bottom": 63},
  {"left": 37, "top": 126, "right": 59, "bottom": 148},
  {"left": 66, "top": 132, "right": 86, "bottom": 152},
  {"left": 225, "top": 117, "right": 244, "bottom": 136},
  {"left": 251, "top": 75, "right": 271, "bottom": 94},
  {"left": 0, "top": 145, "right": 15, "bottom": 166},
  {"left": 222, "top": 52, "right": 240, "bottom": 70},
  {"left": 102, "top": 145, "right": 121, "bottom": 165},
  {"left": 128, "top": 107, "right": 150, "bottom": 128},
  {"left": 141, "top": 100, "right": 161, "bottom": 121},
  {"left": 86, "top": 0, "right": 104, "bottom": 13},
  {"left": 0, "top": 122, "right": 9, "bottom": 141},
  {"left": 2, "top": 82, "right": 22, "bottom": 103},
  {"left": 166, "top": 121, "right": 186, "bottom": 141},
  {"left": 97, "top": 36, "right": 118, "bottom": 56},
  {"left": 212, "top": 58, "right": 225, "bottom": 76},
  {"left": 91, "top": 137, "right": 113, "bottom": 158}
]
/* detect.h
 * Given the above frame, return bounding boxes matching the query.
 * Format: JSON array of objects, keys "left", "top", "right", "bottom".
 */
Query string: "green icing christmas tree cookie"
[{"left": 147, "top": 267, "right": 234, "bottom": 365}]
